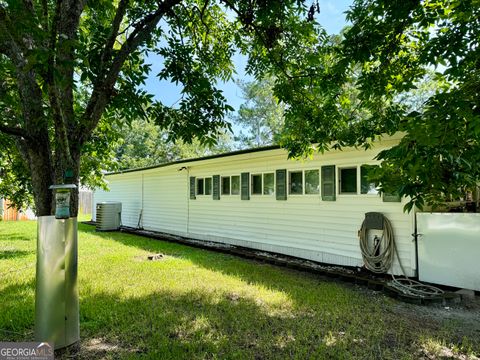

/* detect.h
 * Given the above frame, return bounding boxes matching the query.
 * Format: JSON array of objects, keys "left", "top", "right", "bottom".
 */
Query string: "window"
[
  {"left": 305, "top": 170, "right": 319, "bottom": 194},
  {"left": 205, "top": 177, "right": 212, "bottom": 195},
  {"left": 196, "top": 178, "right": 204, "bottom": 195},
  {"left": 251, "top": 174, "right": 262, "bottom": 195},
  {"left": 231, "top": 176, "right": 240, "bottom": 195},
  {"left": 289, "top": 171, "right": 303, "bottom": 195},
  {"left": 360, "top": 165, "right": 378, "bottom": 195},
  {"left": 339, "top": 167, "right": 357, "bottom": 194},
  {"left": 221, "top": 177, "right": 230, "bottom": 195},
  {"left": 263, "top": 173, "right": 274, "bottom": 195}
]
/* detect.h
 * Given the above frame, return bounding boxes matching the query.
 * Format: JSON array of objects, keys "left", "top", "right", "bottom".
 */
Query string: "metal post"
[
  {"left": 35, "top": 216, "right": 79, "bottom": 350},
  {"left": 35, "top": 184, "right": 79, "bottom": 350}
]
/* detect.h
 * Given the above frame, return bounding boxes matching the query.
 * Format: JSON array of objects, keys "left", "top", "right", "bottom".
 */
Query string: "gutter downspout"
[{"left": 187, "top": 167, "right": 190, "bottom": 235}]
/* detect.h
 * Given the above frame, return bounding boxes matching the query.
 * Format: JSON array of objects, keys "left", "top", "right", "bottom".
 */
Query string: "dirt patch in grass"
[
  {"left": 57, "top": 338, "right": 142, "bottom": 359},
  {"left": 390, "top": 296, "right": 480, "bottom": 359},
  {"left": 393, "top": 297, "right": 480, "bottom": 337}
]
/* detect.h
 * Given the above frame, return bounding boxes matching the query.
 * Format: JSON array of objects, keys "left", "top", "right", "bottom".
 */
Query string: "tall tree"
[
  {"left": 114, "top": 118, "right": 233, "bottom": 170},
  {"left": 262, "top": 0, "right": 480, "bottom": 210},
  {"left": 232, "top": 77, "right": 285, "bottom": 148},
  {"left": 0, "top": 0, "right": 318, "bottom": 216}
]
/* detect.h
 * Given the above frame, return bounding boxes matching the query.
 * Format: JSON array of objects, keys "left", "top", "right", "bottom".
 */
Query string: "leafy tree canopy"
[
  {"left": 0, "top": 0, "right": 318, "bottom": 215},
  {"left": 114, "top": 118, "right": 233, "bottom": 170},
  {"left": 263, "top": 0, "right": 480, "bottom": 210}
]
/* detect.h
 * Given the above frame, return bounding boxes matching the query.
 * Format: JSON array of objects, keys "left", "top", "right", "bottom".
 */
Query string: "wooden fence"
[
  {"left": 79, "top": 190, "right": 93, "bottom": 215},
  {"left": 1, "top": 199, "right": 31, "bottom": 221},
  {"left": 1, "top": 190, "right": 92, "bottom": 221}
]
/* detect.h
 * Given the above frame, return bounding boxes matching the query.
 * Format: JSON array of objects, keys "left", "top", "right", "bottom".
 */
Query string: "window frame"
[
  {"left": 287, "top": 169, "right": 322, "bottom": 196},
  {"left": 249, "top": 172, "right": 276, "bottom": 196},
  {"left": 338, "top": 166, "right": 359, "bottom": 195}
]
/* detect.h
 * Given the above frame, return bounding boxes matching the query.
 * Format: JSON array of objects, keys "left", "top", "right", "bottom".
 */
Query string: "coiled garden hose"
[
  {"left": 359, "top": 216, "right": 395, "bottom": 274},
  {"left": 359, "top": 214, "right": 444, "bottom": 299}
]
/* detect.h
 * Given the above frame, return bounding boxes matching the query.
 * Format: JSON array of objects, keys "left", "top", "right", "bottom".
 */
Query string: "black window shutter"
[
  {"left": 321, "top": 165, "right": 336, "bottom": 201},
  {"left": 212, "top": 175, "right": 220, "bottom": 200},
  {"left": 276, "top": 169, "right": 287, "bottom": 200},
  {"left": 241, "top": 172, "right": 250, "bottom": 200},
  {"left": 383, "top": 192, "right": 401, "bottom": 202},
  {"left": 189, "top": 176, "right": 196, "bottom": 200}
]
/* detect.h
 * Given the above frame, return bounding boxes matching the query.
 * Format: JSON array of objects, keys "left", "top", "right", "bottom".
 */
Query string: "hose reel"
[
  {"left": 359, "top": 212, "right": 444, "bottom": 299},
  {"left": 359, "top": 212, "right": 395, "bottom": 274}
]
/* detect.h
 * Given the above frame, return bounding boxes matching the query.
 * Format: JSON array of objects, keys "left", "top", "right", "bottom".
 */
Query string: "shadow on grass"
[
  {"left": 0, "top": 233, "right": 35, "bottom": 242},
  {"left": 76, "top": 224, "right": 346, "bottom": 307},
  {"left": 0, "top": 250, "right": 33, "bottom": 260},
  {"left": 1, "top": 224, "right": 475, "bottom": 359},
  {"left": 74, "top": 224, "right": 480, "bottom": 358},
  {"left": 78, "top": 288, "right": 392, "bottom": 360},
  {"left": 1, "top": 278, "right": 373, "bottom": 359},
  {"left": 0, "top": 280, "right": 36, "bottom": 340}
]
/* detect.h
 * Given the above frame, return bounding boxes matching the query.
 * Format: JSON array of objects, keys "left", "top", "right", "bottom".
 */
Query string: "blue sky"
[{"left": 142, "top": 0, "right": 353, "bottom": 114}]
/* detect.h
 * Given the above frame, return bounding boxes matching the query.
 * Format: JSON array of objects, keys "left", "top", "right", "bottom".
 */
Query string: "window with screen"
[
  {"left": 231, "top": 176, "right": 240, "bottom": 195},
  {"left": 289, "top": 171, "right": 303, "bottom": 195},
  {"left": 263, "top": 173, "right": 274, "bottom": 195},
  {"left": 196, "top": 178, "right": 204, "bottom": 195},
  {"left": 221, "top": 176, "right": 230, "bottom": 195},
  {"left": 251, "top": 174, "right": 262, "bottom": 195},
  {"left": 205, "top": 177, "right": 212, "bottom": 195},
  {"left": 305, "top": 170, "right": 319, "bottom": 194},
  {"left": 339, "top": 167, "right": 357, "bottom": 194},
  {"left": 360, "top": 165, "right": 379, "bottom": 194}
]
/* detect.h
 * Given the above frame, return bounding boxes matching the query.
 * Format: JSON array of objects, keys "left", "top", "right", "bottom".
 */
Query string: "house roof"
[{"left": 107, "top": 144, "right": 281, "bottom": 175}]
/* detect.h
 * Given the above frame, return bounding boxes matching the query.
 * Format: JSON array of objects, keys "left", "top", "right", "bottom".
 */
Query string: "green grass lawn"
[{"left": 1, "top": 220, "right": 479, "bottom": 359}]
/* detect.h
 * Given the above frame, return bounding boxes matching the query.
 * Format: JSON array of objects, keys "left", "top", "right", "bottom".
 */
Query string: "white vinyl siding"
[
  {"left": 93, "top": 136, "right": 416, "bottom": 276},
  {"left": 93, "top": 173, "right": 142, "bottom": 228}
]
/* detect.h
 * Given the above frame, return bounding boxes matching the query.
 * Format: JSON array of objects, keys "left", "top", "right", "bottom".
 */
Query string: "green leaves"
[{"left": 262, "top": 0, "right": 480, "bottom": 212}]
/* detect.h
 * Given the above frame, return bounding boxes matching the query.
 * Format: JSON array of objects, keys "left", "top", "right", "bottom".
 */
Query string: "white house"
[{"left": 94, "top": 135, "right": 419, "bottom": 277}]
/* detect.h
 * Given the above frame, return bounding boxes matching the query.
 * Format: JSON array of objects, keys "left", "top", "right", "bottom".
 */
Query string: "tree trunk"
[
  {"left": 23, "top": 140, "right": 55, "bottom": 217},
  {"left": 17, "top": 134, "right": 81, "bottom": 218},
  {"left": 6, "top": 140, "right": 54, "bottom": 218},
  {"left": 69, "top": 150, "right": 81, "bottom": 218}
]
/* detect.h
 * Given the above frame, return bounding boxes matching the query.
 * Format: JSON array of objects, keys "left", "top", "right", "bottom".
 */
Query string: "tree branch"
[
  {"left": 0, "top": 7, "right": 45, "bottom": 138},
  {"left": 49, "top": 0, "right": 86, "bottom": 164},
  {"left": 0, "top": 7, "right": 23, "bottom": 62},
  {"left": 222, "top": 0, "right": 317, "bottom": 106},
  {"left": 45, "top": 0, "right": 72, "bottom": 165},
  {"left": 78, "top": 0, "right": 182, "bottom": 146},
  {"left": 0, "top": 123, "right": 30, "bottom": 139},
  {"left": 40, "top": 0, "right": 48, "bottom": 29},
  {"left": 100, "top": 0, "right": 130, "bottom": 68}
]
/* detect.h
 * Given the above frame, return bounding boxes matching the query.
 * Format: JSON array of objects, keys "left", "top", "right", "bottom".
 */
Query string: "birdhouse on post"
[{"left": 49, "top": 184, "right": 76, "bottom": 219}]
